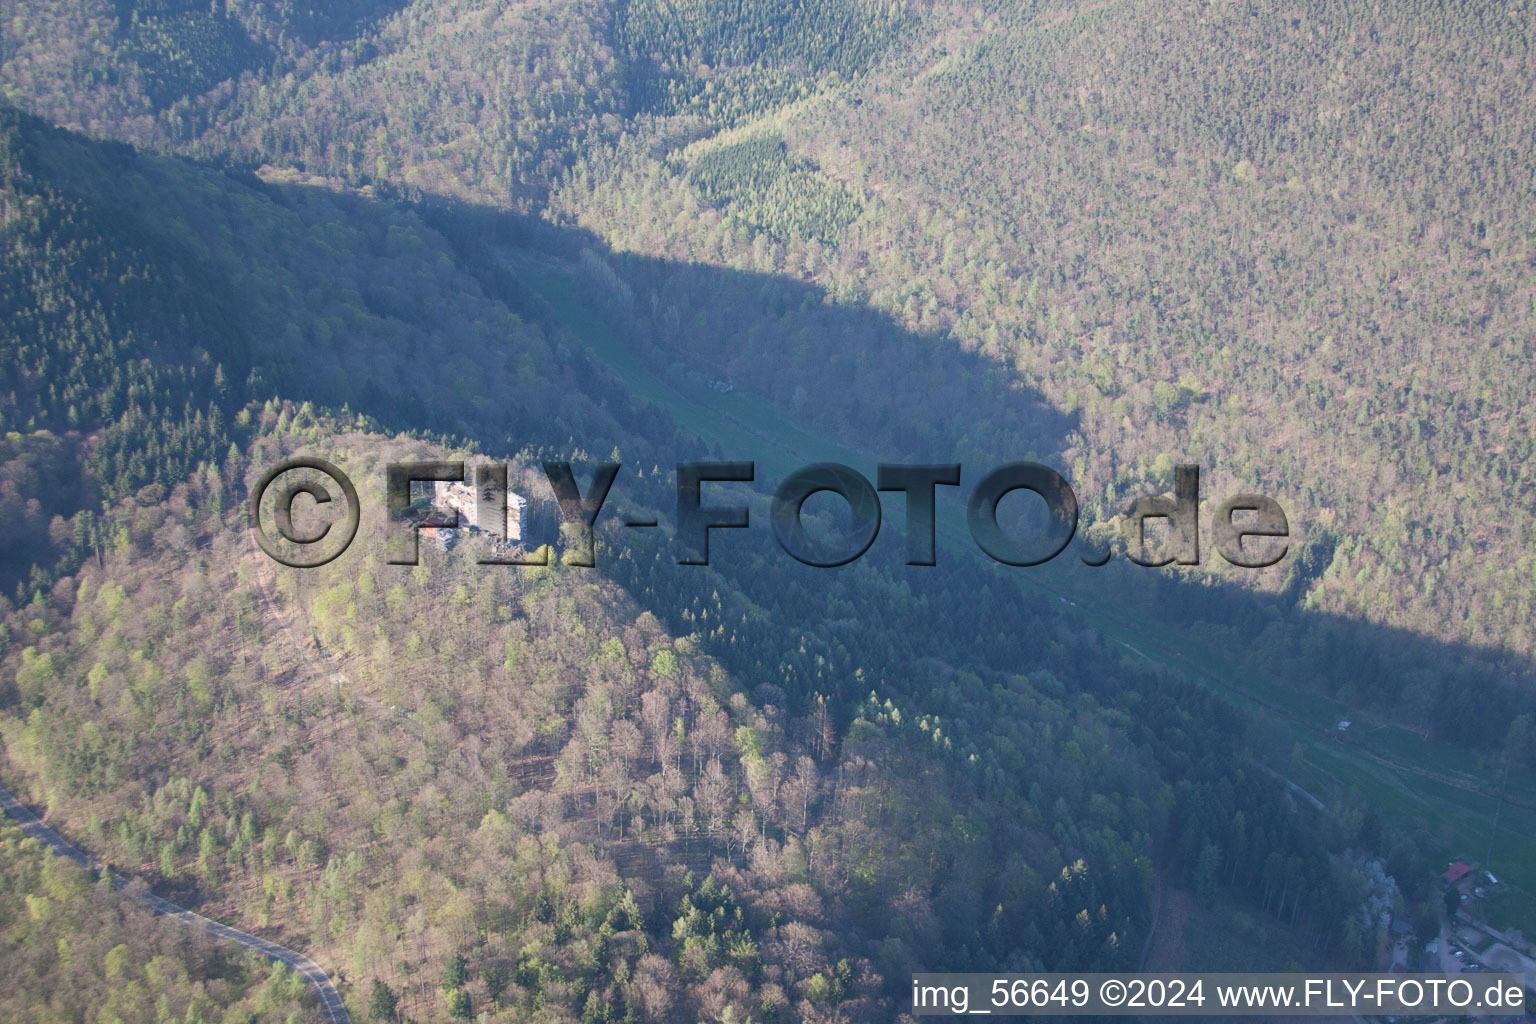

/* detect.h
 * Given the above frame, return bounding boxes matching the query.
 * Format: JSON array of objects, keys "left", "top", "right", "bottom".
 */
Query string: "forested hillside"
[
  {"left": 0, "top": 414, "right": 1428, "bottom": 1020},
  {"left": 0, "top": 819, "right": 323, "bottom": 1023},
  {"left": 11, "top": 0, "right": 1528, "bottom": 678},
  {"left": 551, "top": 0, "right": 1536, "bottom": 664},
  {"left": 0, "top": 105, "right": 1478, "bottom": 1019},
  {"left": 3, "top": 0, "right": 1536, "bottom": 1017}
]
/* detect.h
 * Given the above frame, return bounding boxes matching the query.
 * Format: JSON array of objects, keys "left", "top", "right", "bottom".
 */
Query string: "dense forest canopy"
[
  {"left": 0, "top": 819, "right": 325, "bottom": 1022},
  {"left": 2, "top": 0, "right": 1536, "bottom": 1020}
]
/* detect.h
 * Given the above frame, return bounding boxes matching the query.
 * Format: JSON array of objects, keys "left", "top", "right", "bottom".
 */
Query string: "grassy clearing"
[
  {"left": 1482, "top": 888, "right": 1536, "bottom": 935},
  {"left": 1300, "top": 741, "right": 1536, "bottom": 899}
]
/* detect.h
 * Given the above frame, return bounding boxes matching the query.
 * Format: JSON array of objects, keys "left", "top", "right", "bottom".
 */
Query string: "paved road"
[{"left": 0, "top": 783, "right": 349, "bottom": 1024}]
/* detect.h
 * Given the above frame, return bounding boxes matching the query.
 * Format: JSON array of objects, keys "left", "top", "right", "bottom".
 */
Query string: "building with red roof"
[{"left": 1442, "top": 862, "right": 1474, "bottom": 887}]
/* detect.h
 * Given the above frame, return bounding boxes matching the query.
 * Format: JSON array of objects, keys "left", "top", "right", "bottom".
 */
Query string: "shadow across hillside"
[
  {"left": 10, "top": 101, "right": 1536, "bottom": 748},
  {"left": 6, "top": 108, "right": 1536, "bottom": 929},
  {"left": 289, "top": 185, "right": 1536, "bottom": 943},
  {"left": 11, "top": 99, "right": 1534, "bottom": 754},
  {"left": 400, "top": 199, "right": 1536, "bottom": 921},
  {"left": 411, "top": 197, "right": 1536, "bottom": 738}
]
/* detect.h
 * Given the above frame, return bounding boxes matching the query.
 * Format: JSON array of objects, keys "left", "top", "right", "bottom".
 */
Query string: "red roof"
[{"left": 1443, "top": 862, "right": 1473, "bottom": 884}]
